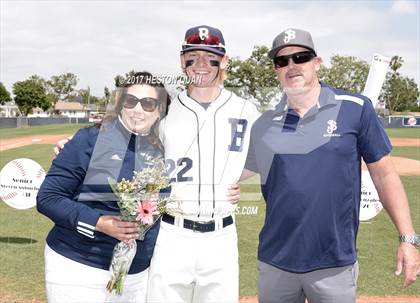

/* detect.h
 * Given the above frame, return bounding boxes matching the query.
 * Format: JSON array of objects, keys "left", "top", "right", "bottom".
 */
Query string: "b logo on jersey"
[
  {"left": 283, "top": 29, "right": 296, "bottom": 43},
  {"left": 199, "top": 27, "right": 209, "bottom": 40},
  {"left": 228, "top": 118, "right": 248, "bottom": 152}
]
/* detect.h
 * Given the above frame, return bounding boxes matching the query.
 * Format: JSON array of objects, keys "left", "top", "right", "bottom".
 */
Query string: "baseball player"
[{"left": 146, "top": 25, "right": 260, "bottom": 303}]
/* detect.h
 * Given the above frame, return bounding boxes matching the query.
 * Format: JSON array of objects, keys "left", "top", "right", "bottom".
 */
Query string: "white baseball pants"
[{"left": 147, "top": 221, "right": 239, "bottom": 303}]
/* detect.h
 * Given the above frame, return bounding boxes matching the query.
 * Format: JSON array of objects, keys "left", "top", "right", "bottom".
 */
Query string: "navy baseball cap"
[
  {"left": 181, "top": 25, "right": 226, "bottom": 56},
  {"left": 268, "top": 28, "right": 316, "bottom": 59}
]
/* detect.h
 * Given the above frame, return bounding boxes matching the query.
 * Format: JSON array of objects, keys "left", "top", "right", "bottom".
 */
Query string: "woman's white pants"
[{"left": 44, "top": 244, "right": 148, "bottom": 303}]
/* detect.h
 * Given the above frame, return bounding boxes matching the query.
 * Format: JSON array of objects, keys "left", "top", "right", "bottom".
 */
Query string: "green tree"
[
  {"left": 28, "top": 75, "right": 57, "bottom": 111},
  {"left": 318, "top": 55, "right": 369, "bottom": 94},
  {"left": 104, "top": 86, "right": 111, "bottom": 104},
  {"left": 114, "top": 70, "right": 138, "bottom": 87},
  {"left": 79, "top": 87, "right": 106, "bottom": 111},
  {"left": 13, "top": 77, "right": 52, "bottom": 115},
  {"left": 225, "top": 45, "right": 279, "bottom": 111},
  {"left": 0, "top": 82, "right": 12, "bottom": 105},
  {"left": 48, "top": 72, "right": 78, "bottom": 101},
  {"left": 79, "top": 87, "right": 91, "bottom": 105},
  {"left": 29, "top": 74, "right": 48, "bottom": 88},
  {"left": 90, "top": 96, "right": 106, "bottom": 110},
  {"left": 380, "top": 56, "right": 419, "bottom": 112},
  {"left": 390, "top": 55, "right": 403, "bottom": 72}
]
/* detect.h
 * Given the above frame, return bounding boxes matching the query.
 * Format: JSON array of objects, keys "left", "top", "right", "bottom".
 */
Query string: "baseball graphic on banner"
[
  {"left": 407, "top": 116, "right": 417, "bottom": 126},
  {"left": 360, "top": 170, "right": 383, "bottom": 221},
  {"left": 0, "top": 158, "right": 46, "bottom": 209}
]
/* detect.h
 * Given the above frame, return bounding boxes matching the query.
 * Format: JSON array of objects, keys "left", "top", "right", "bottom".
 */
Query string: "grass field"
[
  {"left": 385, "top": 128, "right": 420, "bottom": 139},
  {"left": 0, "top": 123, "right": 90, "bottom": 139},
  {"left": 0, "top": 127, "right": 419, "bottom": 301},
  {"left": 391, "top": 146, "right": 420, "bottom": 161}
]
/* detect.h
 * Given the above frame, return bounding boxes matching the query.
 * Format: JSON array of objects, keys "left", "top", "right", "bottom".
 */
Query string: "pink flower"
[{"left": 136, "top": 200, "right": 158, "bottom": 225}]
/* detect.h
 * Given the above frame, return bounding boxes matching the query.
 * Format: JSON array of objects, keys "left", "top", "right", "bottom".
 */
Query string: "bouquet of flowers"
[{"left": 106, "top": 155, "right": 170, "bottom": 295}]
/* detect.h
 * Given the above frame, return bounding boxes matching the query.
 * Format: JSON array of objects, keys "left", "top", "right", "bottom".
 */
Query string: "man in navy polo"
[{"left": 244, "top": 28, "right": 420, "bottom": 303}]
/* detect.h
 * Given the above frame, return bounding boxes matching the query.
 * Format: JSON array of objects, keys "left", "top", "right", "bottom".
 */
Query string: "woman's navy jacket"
[{"left": 37, "top": 119, "right": 162, "bottom": 274}]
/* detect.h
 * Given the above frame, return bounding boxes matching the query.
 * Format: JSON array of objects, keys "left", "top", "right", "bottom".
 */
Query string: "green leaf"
[{"left": 107, "top": 177, "right": 119, "bottom": 195}]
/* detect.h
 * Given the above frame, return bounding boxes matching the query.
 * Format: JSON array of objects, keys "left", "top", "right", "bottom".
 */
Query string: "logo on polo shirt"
[
  {"left": 110, "top": 154, "right": 122, "bottom": 161},
  {"left": 323, "top": 120, "right": 341, "bottom": 137},
  {"left": 272, "top": 114, "right": 283, "bottom": 121},
  {"left": 327, "top": 120, "right": 337, "bottom": 134}
]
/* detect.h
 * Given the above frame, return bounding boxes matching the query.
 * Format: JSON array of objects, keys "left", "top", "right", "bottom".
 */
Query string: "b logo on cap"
[
  {"left": 283, "top": 29, "right": 296, "bottom": 43},
  {"left": 199, "top": 27, "right": 209, "bottom": 40}
]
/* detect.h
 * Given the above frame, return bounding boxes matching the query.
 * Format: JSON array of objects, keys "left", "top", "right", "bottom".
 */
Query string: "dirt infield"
[
  {"left": 240, "top": 295, "right": 420, "bottom": 303},
  {"left": 0, "top": 134, "right": 72, "bottom": 152},
  {"left": 356, "top": 296, "right": 420, "bottom": 303},
  {"left": 390, "top": 138, "right": 420, "bottom": 147},
  {"left": 0, "top": 294, "right": 43, "bottom": 303},
  {"left": 2, "top": 135, "right": 419, "bottom": 176},
  {"left": 361, "top": 156, "right": 420, "bottom": 176},
  {"left": 0, "top": 294, "right": 418, "bottom": 303},
  {"left": 1, "top": 135, "right": 419, "bottom": 150}
]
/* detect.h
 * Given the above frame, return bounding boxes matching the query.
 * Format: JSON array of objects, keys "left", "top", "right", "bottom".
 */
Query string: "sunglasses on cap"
[
  {"left": 183, "top": 33, "right": 225, "bottom": 48},
  {"left": 122, "top": 94, "right": 160, "bottom": 112},
  {"left": 273, "top": 51, "right": 316, "bottom": 68}
]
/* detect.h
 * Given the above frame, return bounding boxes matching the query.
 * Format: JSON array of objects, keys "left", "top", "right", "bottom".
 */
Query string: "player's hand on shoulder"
[
  {"left": 53, "top": 136, "right": 73, "bottom": 159},
  {"left": 227, "top": 183, "right": 240, "bottom": 204}
]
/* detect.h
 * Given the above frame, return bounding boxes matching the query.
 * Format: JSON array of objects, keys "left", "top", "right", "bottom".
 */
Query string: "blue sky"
[{"left": 1, "top": 0, "right": 419, "bottom": 96}]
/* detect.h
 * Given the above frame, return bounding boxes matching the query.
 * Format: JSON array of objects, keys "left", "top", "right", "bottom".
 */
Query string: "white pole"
[{"left": 363, "top": 54, "right": 391, "bottom": 108}]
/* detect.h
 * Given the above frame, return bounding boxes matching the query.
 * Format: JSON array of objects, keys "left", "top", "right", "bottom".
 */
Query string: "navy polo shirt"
[{"left": 246, "top": 82, "right": 391, "bottom": 273}]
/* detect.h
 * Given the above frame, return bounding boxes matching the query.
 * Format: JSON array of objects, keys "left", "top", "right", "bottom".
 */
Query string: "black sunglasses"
[
  {"left": 273, "top": 51, "right": 316, "bottom": 68},
  {"left": 122, "top": 94, "right": 160, "bottom": 112}
]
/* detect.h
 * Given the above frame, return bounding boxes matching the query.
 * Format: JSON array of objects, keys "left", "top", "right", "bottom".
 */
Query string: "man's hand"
[
  {"left": 96, "top": 215, "right": 139, "bottom": 243},
  {"left": 367, "top": 156, "right": 419, "bottom": 288},
  {"left": 53, "top": 136, "right": 72, "bottom": 158},
  {"left": 227, "top": 183, "right": 240, "bottom": 204},
  {"left": 395, "top": 242, "right": 420, "bottom": 288}
]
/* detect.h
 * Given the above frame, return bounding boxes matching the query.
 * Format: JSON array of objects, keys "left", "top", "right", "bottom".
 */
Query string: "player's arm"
[
  {"left": 38, "top": 129, "right": 102, "bottom": 235},
  {"left": 240, "top": 168, "right": 256, "bottom": 181},
  {"left": 39, "top": 129, "right": 138, "bottom": 242},
  {"left": 367, "top": 155, "right": 420, "bottom": 288},
  {"left": 227, "top": 184, "right": 240, "bottom": 205},
  {"left": 359, "top": 98, "right": 419, "bottom": 288},
  {"left": 224, "top": 169, "right": 258, "bottom": 205},
  {"left": 53, "top": 136, "right": 73, "bottom": 157}
]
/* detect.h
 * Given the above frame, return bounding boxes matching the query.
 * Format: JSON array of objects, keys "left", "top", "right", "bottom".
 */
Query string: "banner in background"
[
  {"left": 0, "top": 158, "right": 45, "bottom": 209},
  {"left": 360, "top": 170, "right": 383, "bottom": 221},
  {"left": 363, "top": 53, "right": 391, "bottom": 108},
  {"left": 403, "top": 116, "right": 420, "bottom": 127}
]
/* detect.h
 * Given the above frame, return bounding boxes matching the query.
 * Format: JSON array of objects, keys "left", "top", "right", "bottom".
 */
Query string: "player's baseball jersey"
[{"left": 160, "top": 88, "right": 260, "bottom": 220}]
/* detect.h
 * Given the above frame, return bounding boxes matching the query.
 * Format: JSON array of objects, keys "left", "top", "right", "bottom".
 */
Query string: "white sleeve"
[{"left": 159, "top": 117, "right": 166, "bottom": 145}]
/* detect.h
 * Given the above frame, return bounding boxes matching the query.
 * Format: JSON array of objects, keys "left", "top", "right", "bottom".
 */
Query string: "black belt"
[{"left": 162, "top": 214, "right": 233, "bottom": 233}]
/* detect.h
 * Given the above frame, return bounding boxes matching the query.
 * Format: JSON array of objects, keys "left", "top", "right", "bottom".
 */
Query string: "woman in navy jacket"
[{"left": 37, "top": 71, "right": 170, "bottom": 303}]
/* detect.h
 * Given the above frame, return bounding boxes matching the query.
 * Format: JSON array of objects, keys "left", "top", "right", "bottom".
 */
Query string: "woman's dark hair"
[{"left": 98, "top": 71, "right": 171, "bottom": 152}]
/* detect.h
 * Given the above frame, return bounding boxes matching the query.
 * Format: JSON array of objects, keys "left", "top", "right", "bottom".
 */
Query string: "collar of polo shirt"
[{"left": 273, "top": 82, "right": 338, "bottom": 119}]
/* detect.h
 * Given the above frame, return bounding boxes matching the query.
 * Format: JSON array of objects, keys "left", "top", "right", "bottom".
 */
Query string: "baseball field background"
[{"left": 0, "top": 124, "right": 419, "bottom": 302}]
